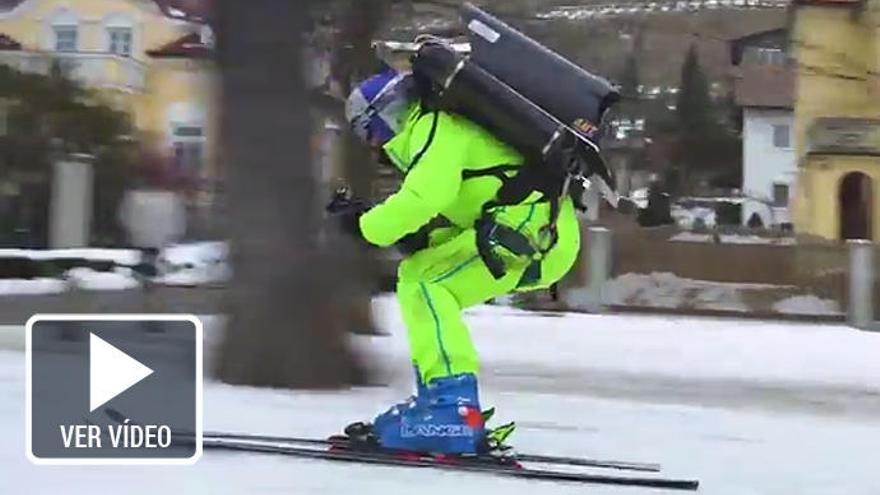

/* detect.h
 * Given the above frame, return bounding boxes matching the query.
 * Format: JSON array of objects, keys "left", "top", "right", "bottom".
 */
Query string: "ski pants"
[{"left": 397, "top": 202, "right": 580, "bottom": 384}]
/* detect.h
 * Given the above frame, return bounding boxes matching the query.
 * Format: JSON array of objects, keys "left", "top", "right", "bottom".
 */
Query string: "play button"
[
  {"left": 27, "top": 315, "right": 201, "bottom": 463},
  {"left": 89, "top": 333, "right": 154, "bottom": 412}
]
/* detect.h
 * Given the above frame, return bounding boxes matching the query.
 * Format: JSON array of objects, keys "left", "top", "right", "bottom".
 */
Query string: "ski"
[
  {"left": 199, "top": 436, "right": 700, "bottom": 491},
  {"left": 210, "top": 432, "right": 660, "bottom": 472},
  {"left": 104, "top": 407, "right": 661, "bottom": 473}
]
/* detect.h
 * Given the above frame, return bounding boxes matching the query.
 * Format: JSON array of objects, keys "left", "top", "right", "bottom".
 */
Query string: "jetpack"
[{"left": 409, "top": 3, "right": 621, "bottom": 209}]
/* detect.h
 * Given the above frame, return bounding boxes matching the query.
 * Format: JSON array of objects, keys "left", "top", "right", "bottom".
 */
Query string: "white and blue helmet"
[{"left": 345, "top": 68, "right": 415, "bottom": 146}]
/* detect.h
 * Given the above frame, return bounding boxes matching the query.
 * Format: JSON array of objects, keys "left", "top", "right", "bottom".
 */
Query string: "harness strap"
[
  {"left": 407, "top": 110, "right": 439, "bottom": 172},
  {"left": 461, "top": 165, "right": 521, "bottom": 182},
  {"left": 475, "top": 216, "right": 534, "bottom": 280},
  {"left": 402, "top": 111, "right": 573, "bottom": 285}
]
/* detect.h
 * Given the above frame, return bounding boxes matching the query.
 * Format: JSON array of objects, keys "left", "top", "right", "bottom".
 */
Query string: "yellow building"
[
  {"left": 791, "top": 0, "right": 880, "bottom": 241},
  {"left": 0, "top": 0, "right": 217, "bottom": 187}
]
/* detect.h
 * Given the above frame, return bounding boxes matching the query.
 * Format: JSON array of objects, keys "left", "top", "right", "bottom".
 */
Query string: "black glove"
[
  {"left": 396, "top": 228, "right": 430, "bottom": 255},
  {"left": 326, "top": 187, "right": 370, "bottom": 238}
]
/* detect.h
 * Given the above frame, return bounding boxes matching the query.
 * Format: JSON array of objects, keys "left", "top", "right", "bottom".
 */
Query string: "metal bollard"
[
  {"left": 585, "top": 226, "right": 612, "bottom": 313},
  {"left": 848, "top": 239, "right": 875, "bottom": 330}
]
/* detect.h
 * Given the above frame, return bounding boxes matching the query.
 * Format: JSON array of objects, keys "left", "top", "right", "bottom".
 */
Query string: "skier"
[{"left": 328, "top": 66, "right": 583, "bottom": 456}]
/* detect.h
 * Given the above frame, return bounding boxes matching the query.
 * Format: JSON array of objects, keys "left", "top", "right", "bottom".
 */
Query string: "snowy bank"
[
  {"left": 0, "top": 278, "right": 66, "bottom": 296},
  {"left": 0, "top": 242, "right": 230, "bottom": 294},
  {"left": 155, "top": 241, "right": 230, "bottom": 287},
  {"left": 603, "top": 272, "right": 842, "bottom": 316},
  {"left": 670, "top": 232, "right": 796, "bottom": 245}
]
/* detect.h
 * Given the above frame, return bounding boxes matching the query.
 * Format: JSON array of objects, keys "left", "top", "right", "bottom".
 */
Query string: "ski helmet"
[{"left": 345, "top": 68, "right": 415, "bottom": 146}]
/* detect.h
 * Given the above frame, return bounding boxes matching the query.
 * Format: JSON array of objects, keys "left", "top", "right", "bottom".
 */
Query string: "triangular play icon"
[{"left": 89, "top": 333, "right": 154, "bottom": 412}]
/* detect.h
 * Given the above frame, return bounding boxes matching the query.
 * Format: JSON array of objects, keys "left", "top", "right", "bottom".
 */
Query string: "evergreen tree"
[
  {"left": 675, "top": 44, "right": 713, "bottom": 133},
  {"left": 668, "top": 43, "right": 738, "bottom": 194}
]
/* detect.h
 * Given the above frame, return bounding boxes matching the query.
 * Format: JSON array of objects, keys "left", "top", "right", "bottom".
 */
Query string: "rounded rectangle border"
[{"left": 25, "top": 314, "right": 203, "bottom": 466}]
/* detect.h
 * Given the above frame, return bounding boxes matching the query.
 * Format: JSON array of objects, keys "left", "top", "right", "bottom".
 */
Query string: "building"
[
  {"left": 791, "top": 0, "right": 880, "bottom": 241},
  {"left": 730, "top": 28, "right": 796, "bottom": 228},
  {"left": 0, "top": 0, "right": 217, "bottom": 188}
]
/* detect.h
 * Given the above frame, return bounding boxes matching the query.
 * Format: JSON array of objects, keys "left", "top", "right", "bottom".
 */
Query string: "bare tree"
[{"left": 217, "top": 0, "right": 359, "bottom": 388}]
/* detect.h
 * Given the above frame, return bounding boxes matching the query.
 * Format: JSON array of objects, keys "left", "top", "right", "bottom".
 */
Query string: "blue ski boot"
[
  {"left": 373, "top": 373, "right": 486, "bottom": 455},
  {"left": 345, "top": 367, "right": 429, "bottom": 442}
]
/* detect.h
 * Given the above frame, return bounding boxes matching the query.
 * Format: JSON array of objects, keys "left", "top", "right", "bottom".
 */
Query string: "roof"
[
  {"left": 729, "top": 28, "right": 788, "bottom": 66},
  {"left": 794, "top": 0, "right": 862, "bottom": 5},
  {"left": 153, "top": 0, "right": 212, "bottom": 23},
  {"left": 733, "top": 65, "right": 795, "bottom": 109},
  {"left": 728, "top": 28, "right": 787, "bottom": 45},
  {"left": 146, "top": 32, "right": 211, "bottom": 59},
  {"left": 0, "top": 33, "right": 21, "bottom": 50},
  {"left": 0, "top": 1, "right": 211, "bottom": 22}
]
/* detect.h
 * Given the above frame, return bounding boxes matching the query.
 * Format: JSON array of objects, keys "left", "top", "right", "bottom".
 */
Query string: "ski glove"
[
  {"left": 327, "top": 187, "right": 433, "bottom": 255},
  {"left": 395, "top": 227, "right": 430, "bottom": 255},
  {"left": 326, "top": 187, "right": 371, "bottom": 239}
]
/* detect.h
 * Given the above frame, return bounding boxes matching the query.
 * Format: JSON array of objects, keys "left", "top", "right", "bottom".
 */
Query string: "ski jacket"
[{"left": 358, "top": 104, "right": 580, "bottom": 288}]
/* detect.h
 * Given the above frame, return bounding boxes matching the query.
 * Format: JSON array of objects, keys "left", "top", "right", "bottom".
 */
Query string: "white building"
[
  {"left": 741, "top": 105, "right": 796, "bottom": 227},
  {"left": 731, "top": 29, "right": 796, "bottom": 228}
]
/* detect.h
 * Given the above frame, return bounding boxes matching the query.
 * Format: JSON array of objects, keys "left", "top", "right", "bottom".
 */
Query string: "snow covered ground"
[
  {"left": 603, "top": 272, "right": 842, "bottom": 316},
  {"left": 1, "top": 301, "right": 879, "bottom": 494}
]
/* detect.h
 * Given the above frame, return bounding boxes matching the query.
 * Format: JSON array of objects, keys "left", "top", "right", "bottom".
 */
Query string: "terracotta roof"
[
  {"left": 146, "top": 32, "right": 212, "bottom": 59},
  {"left": 733, "top": 65, "right": 795, "bottom": 109},
  {"left": 0, "top": 1, "right": 212, "bottom": 20},
  {"left": 0, "top": 33, "right": 21, "bottom": 50},
  {"left": 153, "top": 0, "right": 213, "bottom": 23}
]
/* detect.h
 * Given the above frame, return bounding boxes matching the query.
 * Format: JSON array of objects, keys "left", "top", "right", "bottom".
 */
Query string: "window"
[
  {"left": 53, "top": 25, "right": 78, "bottom": 52},
  {"left": 172, "top": 125, "right": 205, "bottom": 176},
  {"left": 773, "top": 124, "right": 791, "bottom": 149},
  {"left": 772, "top": 183, "right": 789, "bottom": 207},
  {"left": 108, "top": 27, "right": 133, "bottom": 57},
  {"left": 173, "top": 142, "right": 204, "bottom": 175},
  {"left": 753, "top": 47, "right": 786, "bottom": 66}
]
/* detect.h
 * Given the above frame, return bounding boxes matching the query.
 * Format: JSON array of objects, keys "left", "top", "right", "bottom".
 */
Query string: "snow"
[
  {"left": 602, "top": 272, "right": 842, "bottom": 316},
  {"left": 0, "top": 243, "right": 229, "bottom": 293},
  {"left": 2, "top": 303, "right": 880, "bottom": 493},
  {"left": 773, "top": 295, "right": 842, "bottom": 316},
  {"left": 161, "top": 242, "right": 227, "bottom": 266},
  {"left": 64, "top": 267, "right": 140, "bottom": 291},
  {"left": 670, "top": 232, "right": 797, "bottom": 245},
  {"left": 156, "top": 242, "right": 230, "bottom": 287},
  {"left": 671, "top": 205, "right": 716, "bottom": 228},
  {"left": 630, "top": 187, "right": 649, "bottom": 208},
  {"left": 0, "top": 278, "right": 65, "bottom": 296},
  {"left": 604, "top": 272, "right": 777, "bottom": 312}
]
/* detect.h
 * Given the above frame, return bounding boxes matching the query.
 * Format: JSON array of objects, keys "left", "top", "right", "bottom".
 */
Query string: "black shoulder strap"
[
  {"left": 462, "top": 165, "right": 520, "bottom": 181},
  {"left": 484, "top": 162, "right": 560, "bottom": 211},
  {"left": 407, "top": 109, "right": 439, "bottom": 172}
]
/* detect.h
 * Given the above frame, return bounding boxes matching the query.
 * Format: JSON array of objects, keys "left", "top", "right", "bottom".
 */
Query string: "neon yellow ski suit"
[{"left": 359, "top": 105, "right": 581, "bottom": 383}]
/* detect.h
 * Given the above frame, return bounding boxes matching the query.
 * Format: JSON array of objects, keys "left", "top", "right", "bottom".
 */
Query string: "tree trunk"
[
  {"left": 217, "top": 0, "right": 359, "bottom": 388},
  {"left": 330, "top": 0, "right": 393, "bottom": 335}
]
